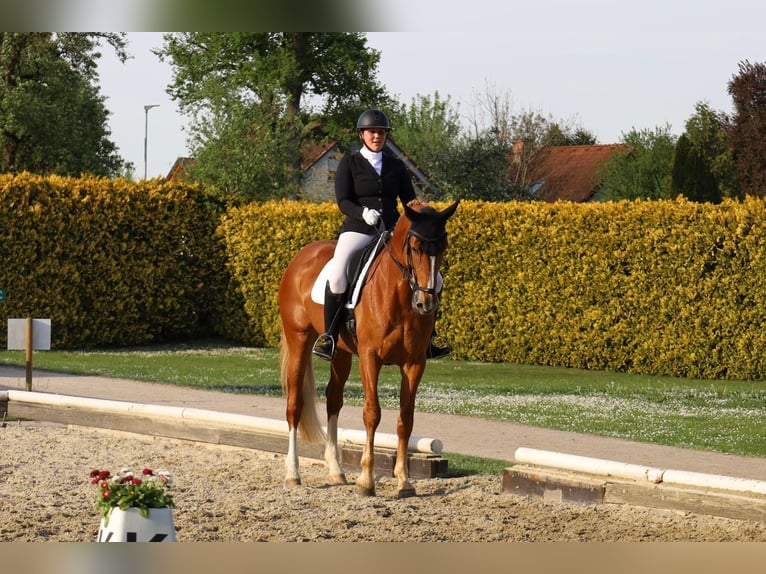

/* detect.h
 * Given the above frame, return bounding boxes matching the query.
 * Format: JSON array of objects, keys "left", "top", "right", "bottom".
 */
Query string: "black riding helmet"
[{"left": 356, "top": 109, "right": 392, "bottom": 132}]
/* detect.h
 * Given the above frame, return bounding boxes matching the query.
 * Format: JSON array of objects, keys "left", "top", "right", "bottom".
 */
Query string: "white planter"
[{"left": 96, "top": 507, "right": 177, "bottom": 542}]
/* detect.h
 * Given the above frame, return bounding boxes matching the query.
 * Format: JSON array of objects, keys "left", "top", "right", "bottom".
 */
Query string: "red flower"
[
  {"left": 142, "top": 468, "right": 153, "bottom": 475},
  {"left": 102, "top": 491, "right": 111, "bottom": 499},
  {"left": 132, "top": 478, "right": 143, "bottom": 485}
]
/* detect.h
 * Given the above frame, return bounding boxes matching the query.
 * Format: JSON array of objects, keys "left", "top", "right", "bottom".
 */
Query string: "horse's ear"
[
  {"left": 439, "top": 200, "right": 460, "bottom": 221},
  {"left": 404, "top": 201, "right": 423, "bottom": 222}
]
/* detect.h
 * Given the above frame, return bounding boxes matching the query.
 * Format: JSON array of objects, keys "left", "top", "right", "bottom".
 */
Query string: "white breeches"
[
  {"left": 326, "top": 231, "right": 443, "bottom": 295},
  {"left": 326, "top": 232, "right": 375, "bottom": 294}
]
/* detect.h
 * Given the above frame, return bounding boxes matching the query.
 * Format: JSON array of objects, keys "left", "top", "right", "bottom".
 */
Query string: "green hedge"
[
  {"left": 441, "top": 197, "right": 766, "bottom": 379},
  {"left": 220, "top": 197, "right": 766, "bottom": 380},
  {"left": 0, "top": 173, "right": 227, "bottom": 348},
  {"left": 4, "top": 173, "right": 766, "bottom": 380}
]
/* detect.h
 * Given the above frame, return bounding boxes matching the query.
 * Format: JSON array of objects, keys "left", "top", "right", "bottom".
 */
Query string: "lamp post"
[{"left": 143, "top": 104, "right": 159, "bottom": 179}]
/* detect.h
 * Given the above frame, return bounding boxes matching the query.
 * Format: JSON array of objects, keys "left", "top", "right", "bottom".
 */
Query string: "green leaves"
[
  {"left": 0, "top": 33, "right": 130, "bottom": 177},
  {"left": 158, "top": 33, "right": 387, "bottom": 203}
]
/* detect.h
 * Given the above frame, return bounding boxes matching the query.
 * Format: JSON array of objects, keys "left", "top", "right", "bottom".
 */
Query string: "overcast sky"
[{"left": 95, "top": 3, "right": 766, "bottom": 178}]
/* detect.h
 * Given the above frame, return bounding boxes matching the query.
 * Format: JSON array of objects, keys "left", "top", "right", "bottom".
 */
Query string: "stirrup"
[{"left": 312, "top": 333, "right": 336, "bottom": 361}]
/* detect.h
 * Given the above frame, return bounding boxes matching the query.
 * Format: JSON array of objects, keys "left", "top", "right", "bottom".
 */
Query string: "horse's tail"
[{"left": 279, "top": 325, "right": 326, "bottom": 444}]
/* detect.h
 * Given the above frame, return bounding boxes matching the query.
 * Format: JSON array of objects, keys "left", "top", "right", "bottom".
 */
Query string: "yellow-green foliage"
[
  {"left": 0, "top": 173, "right": 226, "bottom": 348},
  {"left": 442, "top": 197, "right": 766, "bottom": 380},
  {"left": 5, "top": 176, "right": 766, "bottom": 381},
  {"left": 217, "top": 200, "right": 341, "bottom": 346},
  {"left": 218, "top": 197, "right": 766, "bottom": 379}
]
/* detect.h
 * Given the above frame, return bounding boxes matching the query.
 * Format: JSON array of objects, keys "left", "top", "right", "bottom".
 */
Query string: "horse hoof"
[
  {"left": 328, "top": 473, "right": 348, "bottom": 486},
  {"left": 283, "top": 478, "right": 302, "bottom": 489},
  {"left": 354, "top": 484, "right": 376, "bottom": 497},
  {"left": 396, "top": 487, "right": 417, "bottom": 499}
]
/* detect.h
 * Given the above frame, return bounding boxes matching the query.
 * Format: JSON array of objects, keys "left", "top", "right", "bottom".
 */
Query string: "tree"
[
  {"left": 0, "top": 33, "right": 130, "bottom": 177},
  {"left": 671, "top": 101, "right": 736, "bottom": 203},
  {"left": 541, "top": 122, "right": 597, "bottom": 147},
  {"left": 387, "top": 92, "right": 462, "bottom": 200},
  {"left": 157, "top": 33, "right": 387, "bottom": 202},
  {"left": 598, "top": 125, "right": 677, "bottom": 201},
  {"left": 671, "top": 133, "right": 721, "bottom": 203},
  {"left": 726, "top": 60, "right": 766, "bottom": 197}
]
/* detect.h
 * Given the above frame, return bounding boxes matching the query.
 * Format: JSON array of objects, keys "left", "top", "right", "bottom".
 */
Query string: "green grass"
[{"left": 2, "top": 338, "right": 765, "bottom": 464}]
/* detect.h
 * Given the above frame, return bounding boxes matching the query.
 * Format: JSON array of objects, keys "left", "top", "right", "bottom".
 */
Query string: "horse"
[{"left": 278, "top": 199, "right": 459, "bottom": 498}]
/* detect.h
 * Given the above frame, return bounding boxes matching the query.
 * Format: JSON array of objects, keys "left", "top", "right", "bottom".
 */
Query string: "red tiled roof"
[{"left": 527, "top": 144, "right": 630, "bottom": 202}]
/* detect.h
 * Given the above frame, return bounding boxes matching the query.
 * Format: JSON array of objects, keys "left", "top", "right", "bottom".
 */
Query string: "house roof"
[
  {"left": 166, "top": 157, "right": 195, "bottom": 181},
  {"left": 527, "top": 144, "right": 630, "bottom": 202}
]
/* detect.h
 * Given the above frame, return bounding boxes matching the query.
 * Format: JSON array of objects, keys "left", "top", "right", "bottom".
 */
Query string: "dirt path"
[
  {"left": 2, "top": 422, "right": 766, "bottom": 542},
  {"left": 2, "top": 367, "right": 766, "bottom": 542}
]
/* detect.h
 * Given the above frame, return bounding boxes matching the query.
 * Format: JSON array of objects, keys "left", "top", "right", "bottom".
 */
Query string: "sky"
[{"left": 94, "top": 2, "right": 766, "bottom": 179}]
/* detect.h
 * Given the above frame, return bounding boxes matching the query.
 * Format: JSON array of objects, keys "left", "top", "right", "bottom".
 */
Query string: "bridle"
[{"left": 384, "top": 227, "right": 446, "bottom": 304}]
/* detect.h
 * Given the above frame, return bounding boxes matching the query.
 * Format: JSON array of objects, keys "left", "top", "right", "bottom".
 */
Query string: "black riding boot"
[
  {"left": 427, "top": 327, "right": 452, "bottom": 360},
  {"left": 312, "top": 283, "right": 345, "bottom": 361}
]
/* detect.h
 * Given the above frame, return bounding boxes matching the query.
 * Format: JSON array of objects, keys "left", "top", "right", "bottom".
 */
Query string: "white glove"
[{"left": 362, "top": 207, "right": 381, "bottom": 226}]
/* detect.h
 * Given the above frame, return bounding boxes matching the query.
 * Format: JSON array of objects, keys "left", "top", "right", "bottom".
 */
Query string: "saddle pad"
[{"left": 310, "top": 263, "right": 331, "bottom": 305}]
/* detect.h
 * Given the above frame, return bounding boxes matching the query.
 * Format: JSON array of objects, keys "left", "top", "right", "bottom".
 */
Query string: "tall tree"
[
  {"left": 726, "top": 60, "right": 766, "bottom": 197},
  {"left": 671, "top": 133, "right": 721, "bottom": 203},
  {"left": 671, "top": 101, "right": 736, "bottom": 203},
  {"left": 157, "top": 32, "right": 387, "bottom": 202},
  {"left": 0, "top": 32, "right": 130, "bottom": 177},
  {"left": 387, "top": 91, "right": 462, "bottom": 200},
  {"left": 598, "top": 125, "right": 677, "bottom": 201}
]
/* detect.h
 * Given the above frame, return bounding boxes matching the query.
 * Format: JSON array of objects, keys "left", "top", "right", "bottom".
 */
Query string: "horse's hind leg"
[{"left": 324, "top": 350, "right": 352, "bottom": 485}]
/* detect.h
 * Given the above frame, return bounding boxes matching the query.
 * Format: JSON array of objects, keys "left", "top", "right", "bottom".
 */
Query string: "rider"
[{"left": 312, "top": 108, "right": 452, "bottom": 362}]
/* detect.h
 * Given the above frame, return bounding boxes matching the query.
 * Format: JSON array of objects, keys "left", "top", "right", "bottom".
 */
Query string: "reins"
[{"left": 382, "top": 226, "right": 443, "bottom": 298}]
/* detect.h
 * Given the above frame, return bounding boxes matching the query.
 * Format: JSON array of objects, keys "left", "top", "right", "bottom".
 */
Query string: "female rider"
[{"left": 312, "top": 108, "right": 451, "bottom": 361}]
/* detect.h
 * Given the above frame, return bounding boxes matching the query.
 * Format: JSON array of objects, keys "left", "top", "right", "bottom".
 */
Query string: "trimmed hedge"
[
  {"left": 0, "top": 173, "right": 227, "bottom": 348},
  {"left": 4, "top": 173, "right": 766, "bottom": 380},
  {"left": 441, "top": 197, "right": 766, "bottom": 379},
  {"left": 217, "top": 200, "right": 342, "bottom": 346},
  {"left": 221, "top": 197, "right": 766, "bottom": 380}
]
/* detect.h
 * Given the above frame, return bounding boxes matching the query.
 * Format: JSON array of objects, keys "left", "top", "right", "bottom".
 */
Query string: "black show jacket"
[{"left": 335, "top": 150, "right": 417, "bottom": 235}]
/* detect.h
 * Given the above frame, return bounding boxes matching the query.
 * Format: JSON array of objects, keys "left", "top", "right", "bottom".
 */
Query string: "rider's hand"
[{"left": 362, "top": 207, "right": 381, "bottom": 226}]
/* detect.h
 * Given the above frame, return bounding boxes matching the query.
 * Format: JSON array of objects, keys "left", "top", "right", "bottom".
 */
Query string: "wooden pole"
[{"left": 25, "top": 317, "right": 32, "bottom": 392}]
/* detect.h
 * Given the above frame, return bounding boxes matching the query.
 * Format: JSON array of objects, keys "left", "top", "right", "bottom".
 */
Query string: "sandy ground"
[{"left": 1, "top": 421, "right": 765, "bottom": 542}]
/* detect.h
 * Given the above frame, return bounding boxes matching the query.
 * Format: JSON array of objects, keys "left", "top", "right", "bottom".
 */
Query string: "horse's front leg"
[
  {"left": 324, "top": 351, "right": 352, "bottom": 485},
  {"left": 355, "top": 350, "right": 383, "bottom": 497},
  {"left": 394, "top": 360, "right": 426, "bottom": 498}
]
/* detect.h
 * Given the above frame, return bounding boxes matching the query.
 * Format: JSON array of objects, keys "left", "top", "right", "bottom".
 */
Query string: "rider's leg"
[
  {"left": 312, "top": 231, "right": 371, "bottom": 361},
  {"left": 312, "top": 282, "right": 345, "bottom": 361}
]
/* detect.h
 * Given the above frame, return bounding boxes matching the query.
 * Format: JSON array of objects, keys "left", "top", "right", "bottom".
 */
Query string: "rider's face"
[{"left": 360, "top": 128, "right": 387, "bottom": 152}]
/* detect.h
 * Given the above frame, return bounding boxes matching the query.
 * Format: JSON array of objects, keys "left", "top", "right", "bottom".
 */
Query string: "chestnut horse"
[{"left": 279, "top": 199, "right": 459, "bottom": 498}]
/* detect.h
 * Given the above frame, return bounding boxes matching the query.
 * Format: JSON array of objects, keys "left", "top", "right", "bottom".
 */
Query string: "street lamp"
[{"left": 143, "top": 104, "right": 159, "bottom": 179}]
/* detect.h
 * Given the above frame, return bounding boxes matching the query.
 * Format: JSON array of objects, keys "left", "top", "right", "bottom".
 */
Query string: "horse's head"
[{"left": 397, "top": 199, "right": 460, "bottom": 315}]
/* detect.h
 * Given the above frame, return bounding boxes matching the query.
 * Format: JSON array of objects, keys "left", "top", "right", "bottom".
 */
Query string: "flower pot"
[{"left": 96, "top": 507, "right": 177, "bottom": 542}]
